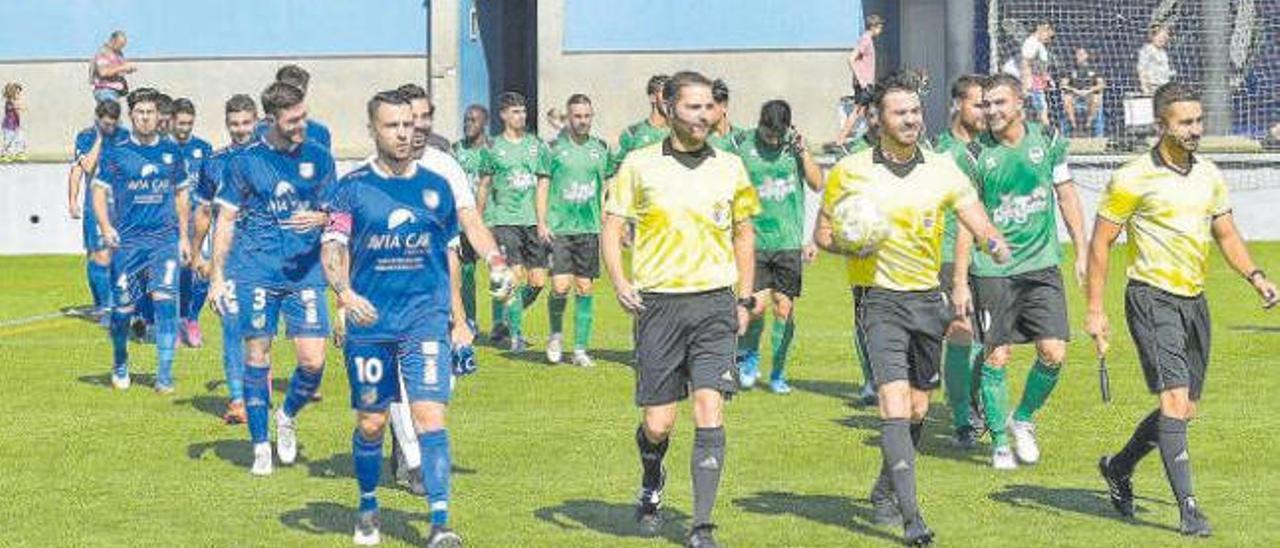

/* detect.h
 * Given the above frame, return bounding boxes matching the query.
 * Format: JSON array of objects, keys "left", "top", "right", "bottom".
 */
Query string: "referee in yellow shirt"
[
  {"left": 1088, "top": 82, "right": 1278, "bottom": 537},
  {"left": 815, "top": 71, "right": 1009, "bottom": 547},
  {"left": 603, "top": 71, "right": 761, "bottom": 548}
]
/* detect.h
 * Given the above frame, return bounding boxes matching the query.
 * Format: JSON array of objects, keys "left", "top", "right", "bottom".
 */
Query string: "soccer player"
[
  {"left": 90, "top": 88, "right": 193, "bottom": 392},
  {"left": 732, "top": 100, "right": 822, "bottom": 394},
  {"left": 156, "top": 93, "right": 175, "bottom": 137},
  {"left": 170, "top": 98, "right": 214, "bottom": 348},
  {"left": 208, "top": 82, "right": 335, "bottom": 475},
  {"left": 252, "top": 64, "right": 333, "bottom": 151},
  {"left": 322, "top": 90, "right": 469, "bottom": 548},
  {"left": 706, "top": 79, "right": 749, "bottom": 153},
  {"left": 612, "top": 74, "right": 671, "bottom": 169},
  {"left": 535, "top": 93, "right": 610, "bottom": 366},
  {"left": 395, "top": 83, "right": 451, "bottom": 153},
  {"left": 1088, "top": 83, "right": 1278, "bottom": 537},
  {"left": 475, "top": 91, "right": 552, "bottom": 351},
  {"left": 68, "top": 99, "right": 130, "bottom": 322},
  {"left": 815, "top": 71, "right": 1009, "bottom": 546},
  {"left": 952, "top": 73, "right": 1088, "bottom": 470},
  {"left": 932, "top": 75, "right": 988, "bottom": 447},
  {"left": 603, "top": 71, "right": 761, "bottom": 548},
  {"left": 451, "top": 104, "right": 491, "bottom": 324},
  {"left": 190, "top": 93, "right": 259, "bottom": 424}
]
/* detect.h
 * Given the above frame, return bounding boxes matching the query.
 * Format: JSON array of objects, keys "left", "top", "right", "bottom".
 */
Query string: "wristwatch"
[
  {"left": 737, "top": 295, "right": 757, "bottom": 310},
  {"left": 1247, "top": 269, "right": 1267, "bottom": 282}
]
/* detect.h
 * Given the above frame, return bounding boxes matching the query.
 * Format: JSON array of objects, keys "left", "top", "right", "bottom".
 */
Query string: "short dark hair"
[
  {"left": 950, "top": 74, "right": 987, "bottom": 100},
  {"left": 276, "top": 64, "right": 310, "bottom": 92},
  {"left": 646, "top": 74, "right": 670, "bottom": 97},
  {"left": 156, "top": 93, "right": 174, "bottom": 114},
  {"left": 711, "top": 79, "right": 730, "bottom": 105},
  {"left": 663, "top": 71, "right": 714, "bottom": 109},
  {"left": 1036, "top": 20, "right": 1053, "bottom": 31},
  {"left": 396, "top": 83, "right": 428, "bottom": 101},
  {"left": 172, "top": 98, "right": 195, "bottom": 117},
  {"left": 464, "top": 103, "right": 489, "bottom": 118},
  {"left": 126, "top": 88, "right": 160, "bottom": 110},
  {"left": 758, "top": 100, "right": 791, "bottom": 134},
  {"left": 566, "top": 94, "right": 592, "bottom": 108},
  {"left": 95, "top": 99, "right": 122, "bottom": 119},
  {"left": 1153, "top": 82, "right": 1200, "bottom": 120},
  {"left": 225, "top": 94, "right": 257, "bottom": 116},
  {"left": 261, "top": 82, "right": 306, "bottom": 117},
  {"left": 984, "top": 73, "right": 1023, "bottom": 96},
  {"left": 367, "top": 89, "right": 409, "bottom": 121},
  {"left": 866, "top": 14, "right": 884, "bottom": 29},
  {"left": 872, "top": 70, "right": 923, "bottom": 109},
  {"left": 497, "top": 91, "right": 526, "bottom": 112}
]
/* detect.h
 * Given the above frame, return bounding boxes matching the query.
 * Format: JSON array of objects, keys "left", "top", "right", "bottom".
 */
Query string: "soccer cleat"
[
  {"left": 310, "top": 390, "right": 323, "bottom": 402},
  {"left": 1178, "top": 497, "right": 1212, "bottom": 537},
  {"left": 510, "top": 336, "right": 528, "bottom": 353},
  {"left": 425, "top": 526, "right": 463, "bottom": 548},
  {"left": 129, "top": 317, "right": 147, "bottom": 342},
  {"left": 275, "top": 408, "right": 298, "bottom": 465},
  {"left": 572, "top": 349, "right": 595, "bottom": 368},
  {"left": 635, "top": 470, "right": 666, "bottom": 536},
  {"left": 546, "top": 333, "right": 564, "bottom": 364},
  {"left": 1097, "top": 456, "right": 1135, "bottom": 517},
  {"left": 871, "top": 491, "right": 903, "bottom": 526},
  {"left": 736, "top": 352, "right": 760, "bottom": 389},
  {"left": 489, "top": 323, "right": 510, "bottom": 347},
  {"left": 223, "top": 401, "right": 247, "bottom": 425},
  {"left": 992, "top": 446, "right": 1018, "bottom": 470},
  {"left": 111, "top": 369, "right": 131, "bottom": 390},
  {"left": 903, "top": 518, "right": 935, "bottom": 546},
  {"left": 768, "top": 377, "right": 792, "bottom": 395},
  {"left": 1009, "top": 417, "right": 1041, "bottom": 464},
  {"left": 250, "top": 442, "right": 273, "bottom": 476},
  {"left": 952, "top": 426, "right": 978, "bottom": 450},
  {"left": 154, "top": 383, "right": 175, "bottom": 395},
  {"left": 352, "top": 509, "right": 381, "bottom": 545},
  {"left": 685, "top": 524, "right": 719, "bottom": 548}
]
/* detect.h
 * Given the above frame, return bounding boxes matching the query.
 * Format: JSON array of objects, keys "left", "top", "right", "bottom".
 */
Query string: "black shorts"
[
  {"left": 972, "top": 266, "right": 1070, "bottom": 347},
  {"left": 853, "top": 286, "right": 949, "bottom": 391},
  {"left": 459, "top": 232, "right": 478, "bottom": 264},
  {"left": 754, "top": 249, "right": 803, "bottom": 298},
  {"left": 1125, "top": 281, "right": 1211, "bottom": 400},
  {"left": 492, "top": 225, "right": 549, "bottom": 269},
  {"left": 634, "top": 288, "right": 738, "bottom": 406},
  {"left": 550, "top": 234, "right": 600, "bottom": 278}
]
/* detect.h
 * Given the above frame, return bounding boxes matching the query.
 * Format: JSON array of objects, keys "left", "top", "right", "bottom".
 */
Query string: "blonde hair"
[{"left": 2, "top": 83, "right": 22, "bottom": 102}]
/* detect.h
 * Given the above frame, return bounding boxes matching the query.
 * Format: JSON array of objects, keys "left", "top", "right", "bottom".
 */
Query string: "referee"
[
  {"left": 1088, "top": 83, "right": 1278, "bottom": 537},
  {"left": 603, "top": 70, "right": 761, "bottom": 548}
]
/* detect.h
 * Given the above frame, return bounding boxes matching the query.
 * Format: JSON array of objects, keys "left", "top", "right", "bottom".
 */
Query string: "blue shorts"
[
  {"left": 237, "top": 282, "right": 330, "bottom": 340},
  {"left": 111, "top": 244, "right": 180, "bottom": 308},
  {"left": 83, "top": 208, "right": 107, "bottom": 252},
  {"left": 345, "top": 337, "right": 453, "bottom": 411}
]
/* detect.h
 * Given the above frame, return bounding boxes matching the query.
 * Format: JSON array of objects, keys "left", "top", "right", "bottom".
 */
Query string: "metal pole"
[
  {"left": 1201, "top": 0, "right": 1231, "bottom": 135},
  {"left": 425, "top": 0, "right": 434, "bottom": 97}
]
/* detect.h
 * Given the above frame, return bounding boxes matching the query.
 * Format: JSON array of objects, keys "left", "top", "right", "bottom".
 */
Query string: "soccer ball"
[{"left": 829, "top": 193, "right": 890, "bottom": 256}]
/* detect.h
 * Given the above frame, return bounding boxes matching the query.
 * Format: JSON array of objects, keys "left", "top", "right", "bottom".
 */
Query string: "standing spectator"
[
  {"left": 1020, "top": 21, "right": 1056, "bottom": 126},
  {"left": 1138, "top": 24, "right": 1175, "bottom": 95},
  {"left": 1061, "top": 47, "right": 1106, "bottom": 137},
  {"left": 2, "top": 83, "right": 26, "bottom": 162},
  {"left": 91, "top": 30, "right": 135, "bottom": 104},
  {"left": 835, "top": 14, "right": 884, "bottom": 144}
]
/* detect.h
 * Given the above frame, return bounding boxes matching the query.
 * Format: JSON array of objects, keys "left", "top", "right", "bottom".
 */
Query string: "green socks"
[
  {"left": 506, "top": 284, "right": 526, "bottom": 337},
  {"left": 944, "top": 342, "right": 978, "bottom": 431},
  {"left": 739, "top": 316, "right": 764, "bottom": 356},
  {"left": 461, "top": 262, "right": 477, "bottom": 323},
  {"left": 769, "top": 318, "right": 795, "bottom": 381},
  {"left": 548, "top": 292, "right": 568, "bottom": 335},
  {"left": 1014, "top": 359, "right": 1061, "bottom": 423},
  {"left": 573, "top": 294, "right": 594, "bottom": 350},
  {"left": 490, "top": 291, "right": 506, "bottom": 332},
  {"left": 981, "top": 364, "right": 1009, "bottom": 447}
]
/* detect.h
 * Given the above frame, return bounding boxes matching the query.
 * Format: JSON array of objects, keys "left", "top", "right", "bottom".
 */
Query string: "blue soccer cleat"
[{"left": 737, "top": 351, "right": 760, "bottom": 389}]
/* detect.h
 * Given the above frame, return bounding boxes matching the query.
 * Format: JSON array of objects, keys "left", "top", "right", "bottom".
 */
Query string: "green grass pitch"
[{"left": 1, "top": 245, "right": 1277, "bottom": 546}]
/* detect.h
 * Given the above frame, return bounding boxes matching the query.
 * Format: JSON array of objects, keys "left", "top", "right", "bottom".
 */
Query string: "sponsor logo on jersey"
[
  {"left": 1028, "top": 146, "right": 1045, "bottom": 165},
  {"left": 758, "top": 177, "right": 796, "bottom": 201},
  {"left": 992, "top": 186, "right": 1050, "bottom": 226},
  {"left": 562, "top": 181, "right": 595, "bottom": 203},
  {"left": 140, "top": 164, "right": 159, "bottom": 178},
  {"left": 299, "top": 162, "right": 315, "bottom": 179},
  {"left": 388, "top": 208, "right": 418, "bottom": 230},
  {"left": 422, "top": 189, "right": 440, "bottom": 210},
  {"left": 711, "top": 200, "right": 731, "bottom": 228},
  {"left": 162, "top": 153, "right": 174, "bottom": 165},
  {"left": 192, "top": 148, "right": 203, "bottom": 159},
  {"left": 510, "top": 172, "right": 537, "bottom": 190},
  {"left": 274, "top": 181, "right": 295, "bottom": 197}
]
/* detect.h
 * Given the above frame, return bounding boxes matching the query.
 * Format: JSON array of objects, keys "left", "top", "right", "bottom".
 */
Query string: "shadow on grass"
[
  {"left": 834, "top": 408, "right": 989, "bottom": 466},
  {"left": 306, "top": 452, "right": 476, "bottom": 483},
  {"left": 77, "top": 372, "right": 158, "bottom": 388},
  {"left": 280, "top": 501, "right": 431, "bottom": 545},
  {"left": 1227, "top": 324, "right": 1280, "bottom": 333},
  {"left": 733, "top": 491, "right": 902, "bottom": 544},
  {"left": 789, "top": 379, "right": 857, "bottom": 402},
  {"left": 989, "top": 483, "right": 1178, "bottom": 532},
  {"left": 533, "top": 499, "right": 689, "bottom": 545},
  {"left": 174, "top": 394, "right": 228, "bottom": 420},
  {"left": 187, "top": 439, "right": 254, "bottom": 468}
]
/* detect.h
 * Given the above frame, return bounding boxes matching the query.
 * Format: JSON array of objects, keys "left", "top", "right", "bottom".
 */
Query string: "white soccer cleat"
[
  {"left": 572, "top": 349, "right": 595, "bottom": 368},
  {"left": 275, "top": 408, "right": 298, "bottom": 465},
  {"left": 111, "top": 371, "right": 131, "bottom": 390},
  {"left": 546, "top": 333, "right": 564, "bottom": 364},
  {"left": 1010, "top": 417, "right": 1041, "bottom": 464},
  {"left": 992, "top": 446, "right": 1018, "bottom": 470},
  {"left": 250, "top": 442, "right": 274, "bottom": 476},
  {"left": 353, "top": 510, "right": 381, "bottom": 545}
]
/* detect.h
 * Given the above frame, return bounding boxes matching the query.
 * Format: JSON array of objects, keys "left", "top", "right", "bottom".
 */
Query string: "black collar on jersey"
[
  {"left": 662, "top": 137, "right": 715, "bottom": 169},
  {"left": 1150, "top": 146, "right": 1196, "bottom": 176},
  {"left": 872, "top": 145, "right": 924, "bottom": 177}
]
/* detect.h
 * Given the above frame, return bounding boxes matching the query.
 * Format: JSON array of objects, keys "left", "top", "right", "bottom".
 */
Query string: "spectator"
[
  {"left": 835, "top": 13, "right": 884, "bottom": 143},
  {"left": 1138, "top": 24, "right": 1175, "bottom": 95},
  {"left": 90, "top": 30, "right": 135, "bottom": 104},
  {"left": 1020, "top": 20, "right": 1055, "bottom": 126},
  {"left": 1, "top": 82, "right": 26, "bottom": 162},
  {"left": 1060, "top": 47, "right": 1106, "bottom": 137}
]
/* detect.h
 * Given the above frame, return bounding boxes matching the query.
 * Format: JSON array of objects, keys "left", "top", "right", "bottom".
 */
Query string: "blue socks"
[
  {"left": 185, "top": 275, "right": 209, "bottom": 322},
  {"left": 221, "top": 314, "right": 244, "bottom": 402},
  {"left": 353, "top": 428, "right": 384, "bottom": 513},
  {"left": 110, "top": 308, "right": 131, "bottom": 374},
  {"left": 282, "top": 365, "right": 323, "bottom": 418},
  {"left": 244, "top": 366, "right": 271, "bottom": 444},
  {"left": 154, "top": 297, "right": 178, "bottom": 387},
  {"left": 419, "top": 429, "right": 451, "bottom": 526},
  {"left": 87, "top": 260, "right": 111, "bottom": 312}
]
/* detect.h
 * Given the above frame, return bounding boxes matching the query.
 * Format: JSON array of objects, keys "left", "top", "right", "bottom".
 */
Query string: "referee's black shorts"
[
  {"left": 633, "top": 288, "right": 738, "bottom": 406},
  {"left": 1124, "top": 281, "right": 1211, "bottom": 400},
  {"left": 853, "top": 286, "right": 950, "bottom": 391}
]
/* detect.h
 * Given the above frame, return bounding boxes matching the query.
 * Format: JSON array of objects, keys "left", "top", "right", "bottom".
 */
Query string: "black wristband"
[
  {"left": 1247, "top": 269, "right": 1266, "bottom": 282},
  {"left": 737, "top": 296, "right": 757, "bottom": 310}
]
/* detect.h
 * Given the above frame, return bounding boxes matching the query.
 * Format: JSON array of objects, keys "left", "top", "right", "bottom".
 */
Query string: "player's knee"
[
  {"left": 411, "top": 402, "right": 447, "bottom": 433},
  {"left": 1160, "top": 390, "right": 1195, "bottom": 419},
  {"left": 357, "top": 412, "right": 388, "bottom": 437},
  {"left": 909, "top": 394, "right": 929, "bottom": 422},
  {"left": 1037, "top": 342, "right": 1067, "bottom": 366},
  {"left": 774, "top": 296, "right": 793, "bottom": 319},
  {"left": 552, "top": 279, "right": 572, "bottom": 296},
  {"left": 876, "top": 381, "right": 912, "bottom": 419},
  {"left": 692, "top": 390, "right": 723, "bottom": 428},
  {"left": 574, "top": 279, "right": 593, "bottom": 295},
  {"left": 643, "top": 408, "right": 677, "bottom": 438},
  {"left": 945, "top": 324, "right": 973, "bottom": 345},
  {"left": 985, "top": 346, "right": 1011, "bottom": 366}
]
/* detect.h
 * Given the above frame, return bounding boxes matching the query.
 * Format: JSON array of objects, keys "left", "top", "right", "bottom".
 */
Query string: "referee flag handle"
[{"left": 1092, "top": 333, "right": 1111, "bottom": 404}]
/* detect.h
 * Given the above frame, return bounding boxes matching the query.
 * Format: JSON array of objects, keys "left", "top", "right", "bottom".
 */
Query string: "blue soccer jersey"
[
  {"left": 216, "top": 139, "right": 336, "bottom": 288},
  {"left": 175, "top": 136, "right": 214, "bottom": 192},
  {"left": 253, "top": 119, "right": 332, "bottom": 151},
  {"left": 75, "top": 125, "right": 131, "bottom": 251},
  {"left": 92, "top": 136, "right": 191, "bottom": 247},
  {"left": 327, "top": 161, "right": 459, "bottom": 342}
]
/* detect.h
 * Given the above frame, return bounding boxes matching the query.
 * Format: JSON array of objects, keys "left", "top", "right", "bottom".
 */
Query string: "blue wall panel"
[
  {"left": 0, "top": 0, "right": 427, "bottom": 60},
  {"left": 563, "top": 0, "right": 863, "bottom": 52}
]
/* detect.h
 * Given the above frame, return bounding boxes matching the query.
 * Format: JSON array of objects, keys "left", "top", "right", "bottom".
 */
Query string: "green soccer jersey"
[
  {"left": 611, "top": 119, "right": 669, "bottom": 175},
  {"left": 547, "top": 133, "right": 610, "bottom": 235},
  {"left": 707, "top": 124, "right": 750, "bottom": 153},
  {"left": 479, "top": 133, "right": 552, "bottom": 227},
  {"left": 932, "top": 129, "right": 968, "bottom": 263},
  {"left": 451, "top": 139, "right": 487, "bottom": 194},
  {"left": 955, "top": 122, "right": 1070, "bottom": 277},
  {"left": 734, "top": 130, "right": 806, "bottom": 251}
]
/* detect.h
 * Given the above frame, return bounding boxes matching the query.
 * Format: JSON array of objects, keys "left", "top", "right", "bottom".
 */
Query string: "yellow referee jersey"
[
  {"left": 605, "top": 140, "right": 761, "bottom": 293},
  {"left": 824, "top": 147, "right": 979, "bottom": 291},
  {"left": 1097, "top": 149, "right": 1231, "bottom": 297}
]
